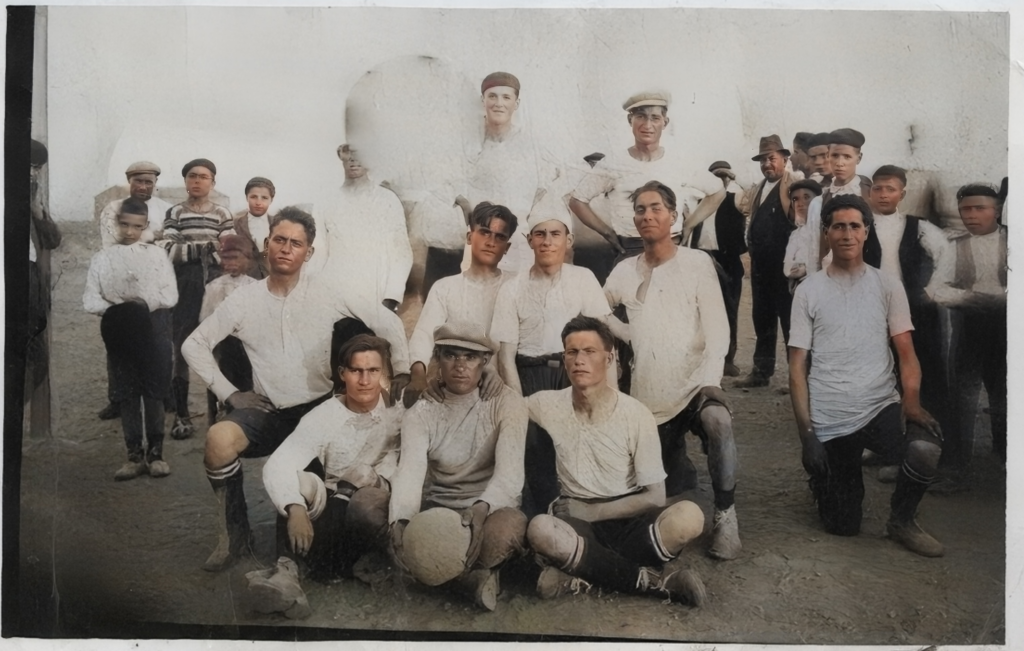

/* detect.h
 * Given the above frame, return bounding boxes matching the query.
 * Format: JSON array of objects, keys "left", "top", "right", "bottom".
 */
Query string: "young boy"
[
  {"left": 199, "top": 235, "right": 257, "bottom": 425},
  {"left": 783, "top": 179, "right": 823, "bottom": 286},
  {"left": 233, "top": 176, "right": 276, "bottom": 279},
  {"left": 83, "top": 197, "right": 179, "bottom": 480}
]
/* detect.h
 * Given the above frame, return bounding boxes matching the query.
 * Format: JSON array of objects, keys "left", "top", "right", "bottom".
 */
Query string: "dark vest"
[
  {"left": 690, "top": 192, "right": 748, "bottom": 258},
  {"left": 746, "top": 181, "right": 793, "bottom": 262},
  {"left": 951, "top": 227, "right": 1008, "bottom": 291},
  {"left": 864, "top": 216, "right": 933, "bottom": 305},
  {"left": 232, "top": 211, "right": 269, "bottom": 279}
]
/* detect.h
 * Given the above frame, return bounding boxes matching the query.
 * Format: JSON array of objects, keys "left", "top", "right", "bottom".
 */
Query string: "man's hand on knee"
[
  {"left": 226, "top": 391, "right": 275, "bottom": 413},
  {"left": 700, "top": 385, "right": 732, "bottom": 412},
  {"left": 286, "top": 504, "right": 314, "bottom": 556}
]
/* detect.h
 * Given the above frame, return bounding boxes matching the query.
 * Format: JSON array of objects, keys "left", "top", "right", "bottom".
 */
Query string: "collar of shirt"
[
  {"left": 872, "top": 209, "right": 902, "bottom": 222},
  {"left": 335, "top": 394, "right": 387, "bottom": 428},
  {"left": 829, "top": 176, "right": 861, "bottom": 197}
]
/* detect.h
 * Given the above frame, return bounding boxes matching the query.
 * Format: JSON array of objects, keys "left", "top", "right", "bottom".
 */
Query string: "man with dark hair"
[
  {"left": 233, "top": 176, "right": 276, "bottom": 279},
  {"left": 735, "top": 134, "right": 803, "bottom": 388},
  {"left": 183, "top": 207, "right": 411, "bottom": 572},
  {"left": 569, "top": 90, "right": 730, "bottom": 263},
  {"left": 525, "top": 316, "right": 707, "bottom": 605},
  {"left": 926, "top": 182, "right": 1006, "bottom": 471},
  {"left": 805, "top": 132, "right": 833, "bottom": 185},
  {"left": 318, "top": 144, "right": 412, "bottom": 313},
  {"left": 390, "top": 322, "right": 528, "bottom": 611},
  {"left": 252, "top": 334, "right": 400, "bottom": 618},
  {"left": 408, "top": 202, "right": 518, "bottom": 400},
  {"left": 791, "top": 132, "right": 815, "bottom": 177},
  {"left": 605, "top": 181, "right": 740, "bottom": 560},
  {"left": 788, "top": 193, "right": 945, "bottom": 557}
]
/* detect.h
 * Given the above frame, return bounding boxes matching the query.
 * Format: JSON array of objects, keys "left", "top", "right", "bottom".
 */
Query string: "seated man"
[
  {"left": 183, "top": 207, "right": 411, "bottom": 572},
  {"left": 788, "top": 195, "right": 944, "bottom": 557},
  {"left": 252, "top": 335, "right": 400, "bottom": 618},
  {"left": 526, "top": 316, "right": 707, "bottom": 606},
  {"left": 389, "top": 322, "right": 528, "bottom": 611}
]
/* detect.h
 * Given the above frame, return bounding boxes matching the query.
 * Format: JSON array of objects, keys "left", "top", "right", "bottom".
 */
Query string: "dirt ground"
[{"left": 13, "top": 222, "right": 1005, "bottom": 644}]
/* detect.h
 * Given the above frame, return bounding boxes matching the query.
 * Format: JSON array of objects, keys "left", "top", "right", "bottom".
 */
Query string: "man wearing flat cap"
[
  {"left": 790, "top": 132, "right": 815, "bottom": 177},
  {"left": 570, "top": 90, "right": 732, "bottom": 263},
  {"left": 451, "top": 71, "right": 560, "bottom": 275},
  {"left": 805, "top": 132, "right": 833, "bottom": 186},
  {"left": 490, "top": 193, "right": 611, "bottom": 515},
  {"left": 98, "top": 161, "right": 173, "bottom": 249},
  {"left": 800, "top": 128, "right": 873, "bottom": 275},
  {"left": 390, "top": 321, "right": 528, "bottom": 611},
  {"left": 734, "top": 134, "right": 804, "bottom": 389}
]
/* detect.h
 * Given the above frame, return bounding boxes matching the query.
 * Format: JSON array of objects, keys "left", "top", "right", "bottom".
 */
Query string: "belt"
[{"left": 516, "top": 353, "right": 563, "bottom": 368}]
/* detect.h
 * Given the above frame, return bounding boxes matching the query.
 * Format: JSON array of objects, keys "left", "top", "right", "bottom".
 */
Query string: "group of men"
[{"left": 77, "top": 72, "right": 1006, "bottom": 616}]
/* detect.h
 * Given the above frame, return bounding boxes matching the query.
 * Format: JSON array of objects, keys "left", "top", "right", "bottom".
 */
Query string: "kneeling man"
[
  {"left": 389, "top": 322, "right": 529, "bottom": 611},
  {"left": 527, "top": 316, "right": 707, "bottom": 606},
  {"left": 253, "top": 335, "right": 400, "bottom": 616},
  {"left": 788, "top": 195, "right": 944, "bottom": 557}
]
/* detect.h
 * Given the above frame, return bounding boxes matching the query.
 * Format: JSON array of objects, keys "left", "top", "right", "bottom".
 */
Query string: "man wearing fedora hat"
[
  {"left": 734, "top": 134, "right": 803, "bottom": 389},
  {"left": 98, "top": 161, "right": 174, "bottom": 249},
  {"left": 569, "top": 90, "right": 732, "bottom": 264},
  {"left": 390, "top": 321, "right": 528, "bottom": 611}
]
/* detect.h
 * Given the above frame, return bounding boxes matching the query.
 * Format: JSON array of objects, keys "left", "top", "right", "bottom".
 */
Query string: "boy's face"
[
  {"left": 117, "top": 212, "right": 149, "bottom": 245},
  {"left": 563, "top": 330, "right": 612, "bottom": 391},
  {"left": 790, "top": 189, "right": 815, "bottom": 222},
  {"left": 808, "top": 145, "right": 831, "bottom": 175},
  {"left": 482, "top": 86, "right": 519, "bottom": 128},
  {"left": 340, "top": 350, "right": 385, "bottom": 411},
  {"left": 220, "top": 251, "right": 249, "bottom": 277},
  {"left": 957, "top": 195, "right": 1000, "bottom": 236},
  {"left": 246, "top": 187, "right": 273, "bottom": 217},
  {"left": 339, "top": 151, "right": 367, "bottom": 180},
  {"left": 828, "top": 145, "right": 862, "bottom": 184},
  {"left": 528, "top": 220, "right": 572, "bottom": 267},
  {"left": 869, "top": 176, "right": 906, "bottom": 216},
  {"left": 185, "top": 166, "right": 215, "bottom": 199},
  {"left": 467, "top": 216, "right": 511, "bottom": 267}
]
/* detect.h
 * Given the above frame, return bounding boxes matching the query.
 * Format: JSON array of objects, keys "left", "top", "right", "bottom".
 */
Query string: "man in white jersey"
[
  {"left": 605, "top": 180, "right": 741, "bottom": 560},
  {"left": 490, "top": 199, "right": 610, "bottom": 515},
  {"left": 183, "top": 207, "right": 411, "bottom": 572},
  {"left": 788, "top": 194, "right": 944, "bottom": 557},
  {"left": 526, "top": 316, "right": 707, "bottom": 606}
]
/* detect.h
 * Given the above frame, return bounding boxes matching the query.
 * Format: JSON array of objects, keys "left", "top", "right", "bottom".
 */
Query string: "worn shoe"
[
  {"left": 536, "top": 566, "right": 593, "bottom": 599},
  {"left": 247, "top": 557, "right": 312, "bottom": 619},
  {"left": 454, "top": 569, "right": 500, "bottom": 611},
  {"left": 148, "top": 459, "right": 171, "bottom": 478},
  {"left": 723, "top": 362, "right": 741, "bottom": 377},
  {"left": 733, "top": 371, "right": 769, "bottom": 388},
  {"left": 877, "top": 465, "right": 900, "bottom": 483},
  {"left": 98, "top": 402, "right": 121, "bottom": 420},
  {"left": 171, "top": 416, "right": 196, "bottom": 440},
  {"left": 114, "top": 460, "right": 148, "bottom": 481},
  {"left": 709, "top": 505, "right": 742, "bottom": 560},
  {"left": 886, "top": 518, "right": 945, "bottom": 557},
  {"left": 657, "top": 568, "right": 707, "bottom": 607}
]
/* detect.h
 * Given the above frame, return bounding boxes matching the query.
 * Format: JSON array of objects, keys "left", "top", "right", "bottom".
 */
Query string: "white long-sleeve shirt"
[
  {"left": 315, "top": 181, "right": 413, "bottom": 304},
  {"left": 389, "top": 386, "right": 527, "bottom": 523},
  {"left": 262, "top": 395, "right": 402, "bottom": 516},
  {"left": 199, "top": 273, "right": 256, "bottom": 322},
  {"left": 99, "top": 196, "right": 173, "bottom": 249},
  {"left": 182, "top": 271, "right": 411, "bottom": 409},
  {"left": 604, "top": 247, "right": 729, "bottom": 424},
  {"left": 409, "top": 271, "right": 513, "bottom": 368},
  {"left": 83, "top": 242, "right": 178, "bottom": 315},
  {"left": 926, "top": 228, "right": 1007, "bottom": 307}
]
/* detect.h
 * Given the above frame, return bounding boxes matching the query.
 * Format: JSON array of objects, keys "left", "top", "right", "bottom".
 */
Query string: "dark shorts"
[
  {"left": 225, "top": 392, "right": 332, "bottom": 459},
  {"left": 563, "top": 505, "right": 673, "bottom": 568},
  {"left": 658, "top": 391, "right": 730, "bottom": 454}
]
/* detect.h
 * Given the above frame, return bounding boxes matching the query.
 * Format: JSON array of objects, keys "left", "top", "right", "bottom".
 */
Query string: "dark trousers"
[
  {"left": 949, "top": 308, "right": 1006, "bottom": 465},
  {"left": 560, "top": 507, "right": 669, "bottom": 594},
  {"left": 518, "top": 362, "right": 568, "bottom": 517},
  {"left": 749, "top": 253, "right": 792, "bottom": 377},
  {"left": 907, "top": 302, "right": 953, "bottom": 466},
  {"left": 421, "top": 247, "right": 463, "bottom": 302},
  {"left": 708, "top": 250, "right": 743, "bottom": 365},
  {"left": 809, "top": 403, "right": 940, "bottom": 536},
  {"left": 207, "top": 336, "right": 253, "bottom": 425},
  {"left": 171, "top": 262, "right": 219, "bottom": 416}
]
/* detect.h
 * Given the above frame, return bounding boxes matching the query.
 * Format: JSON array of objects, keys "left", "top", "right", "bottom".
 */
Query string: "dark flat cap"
[
  {"left": 828, "top": 128, "right": 865, "bottom": 148},
  {"left": 30, "top": 139, "right": 48, "bottom": 167},
  {"left": 708, "top": 160, "right": 732, "bottom": 173},
  {"left": 793, "top": 132, "right": 814, "bottom": 150},
  {"left": 789, "top": 179, "right": 823, "bottom": 196},
  {"left": 808, "top": 132, "right": 831, "bottom": 149},
  {"left": 481, "top": 72, "right": 520, "bottom": 94},
  {"left": 752, "top": 134, "right": 790, "bottom": 161},
  {"left": 181, "top": 158, "right": 217, "bottom": 177}
]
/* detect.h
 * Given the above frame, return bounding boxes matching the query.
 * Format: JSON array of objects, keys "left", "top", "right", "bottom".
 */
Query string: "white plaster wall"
[{"left": 46, "top": 7, "right": 1008, "bottom": 222}]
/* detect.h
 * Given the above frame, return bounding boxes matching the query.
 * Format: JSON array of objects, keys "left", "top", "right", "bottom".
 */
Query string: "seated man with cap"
[
  {"left": 569, "top": 90, "right": 732, "bottom": 264},
  {"left": 252, "top": 335, "right": 401, "bottom": 619},
  {"left": 490, "top": 197, "right": 611, "bottom": 515},
  {"left": 734, "top": 134, "right": 804, "bottom": 389},
  {"left": 453, "top": 71, "right": 561, "bottom": 275},
  {"left": 183, "top": 207, "right": 412, "bottom": 572},
  {"left": 526, "top": 316, "right": 707, "bottom": 606},
  {"left": 389, "top": 321, "right": 528, "bottom": 611},
  {"left": 316, "top": 144, "right": 412, "bottom": 313},
  {"left": 800, "top": 128, "right": 872, "bottom": 275},
  {"left": 232, "top": 176, "right": 277, "bottom": 279},
  {"left": 95, "top": 160, "right": 174, "bottom": 420},
  {"left": 157, "top": 158, "right": 235, "bottom": 440}
]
